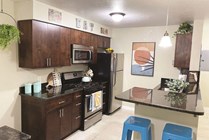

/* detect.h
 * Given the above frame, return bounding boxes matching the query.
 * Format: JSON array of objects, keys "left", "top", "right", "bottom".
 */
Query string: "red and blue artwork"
[{"left": 131, "top": 42, "right": 155, "bottom": 76}]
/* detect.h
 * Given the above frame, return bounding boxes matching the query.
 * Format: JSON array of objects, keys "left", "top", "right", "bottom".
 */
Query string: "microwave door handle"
[{"left": 88, "top": 50, "right": 92, "bottom": 61}]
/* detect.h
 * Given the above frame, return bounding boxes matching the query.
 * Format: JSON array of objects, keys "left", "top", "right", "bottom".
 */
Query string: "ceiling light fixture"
[
  {"left": 109, "top": 12, "right": 125, "bottom": 22},
  {"left": 159, "top": 0, "right": 172, "bottom": 48}
]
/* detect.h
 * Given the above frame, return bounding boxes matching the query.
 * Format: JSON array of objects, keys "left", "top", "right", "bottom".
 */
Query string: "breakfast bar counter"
[{"left": 115, "top": 86, "right": 204, "bottom": 140}]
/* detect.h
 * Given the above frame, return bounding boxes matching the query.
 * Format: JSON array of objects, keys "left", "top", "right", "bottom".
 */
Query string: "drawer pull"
[
  {"left": 76, "top": 116, "right": 81, "bottom": 119},
  {"left": 76, "top": 95, "right": 81, "bottom": 98},
  {"left": 76, "top": 103, "right": 81, "bottom": 106},
  {"left": 58, "top": 100, "right": 65, "bottom": 104}
]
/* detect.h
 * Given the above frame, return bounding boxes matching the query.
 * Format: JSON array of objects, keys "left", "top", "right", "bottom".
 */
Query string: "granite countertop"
[
  {"left": 115, "top": 85, "right": 204, "bottom": 116},
  {"left": 19, "top": 81, "right": 107, "bottom": 100},
  {"left": 0, "top": 125, "right": 31, "bottom": 140},
  {"left": 19, "top": 85, "right": 83, "bottom": 100}
]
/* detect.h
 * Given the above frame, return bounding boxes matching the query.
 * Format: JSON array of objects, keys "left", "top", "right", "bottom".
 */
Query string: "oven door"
[
  {"left": 84, "top": 90, "right": 103, "bottom": 118},
  {"left": 72, "top": 45, "right": 93, "bottom": 64}
]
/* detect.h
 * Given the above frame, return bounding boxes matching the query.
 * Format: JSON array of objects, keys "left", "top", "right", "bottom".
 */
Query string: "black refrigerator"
[{"left": 90, "top": 53, "right": 124, "bottom": 114}]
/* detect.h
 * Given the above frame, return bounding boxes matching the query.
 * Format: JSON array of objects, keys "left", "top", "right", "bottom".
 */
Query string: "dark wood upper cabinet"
[
  {"left": 60, "top": 27, "right": 71, "bottom": 66},
  {"left": 174, "top": 33, "right": 192, "bottom": 69},
  {"left": 70, "top": 29, "right": 82, "bottom": 45},
  {"left": 18, "top": 20, "right": 111, "bottom": 68},
  {"left": 97, "top": 36, "right": 111, "bottom": 48},
  {"left": 18, "top": 20, "right": 71, "bottom": 68}
]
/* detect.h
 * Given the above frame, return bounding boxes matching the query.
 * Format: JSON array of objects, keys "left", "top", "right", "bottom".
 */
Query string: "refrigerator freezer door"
[{"left": 108, "top": 70, "right": 123, "bottom": 113}]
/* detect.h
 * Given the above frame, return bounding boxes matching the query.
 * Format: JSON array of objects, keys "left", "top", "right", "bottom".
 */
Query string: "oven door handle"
[{"left": 85, "top": 95, "right": 91, "bottom": 97}]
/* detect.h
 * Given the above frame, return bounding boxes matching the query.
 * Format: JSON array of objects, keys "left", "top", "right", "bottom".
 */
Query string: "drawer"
[
  {"left": 73, "top": 92, "right": 82, "bottom": 101},
  {"left": 73, "top": 101, "right": 82, "bottom": 114},
  {"left": 46, "top": 94, "right": 73, "bottom": 111},
  {"left": 72, "top": 114, "right": 81, "bottom": 131}
]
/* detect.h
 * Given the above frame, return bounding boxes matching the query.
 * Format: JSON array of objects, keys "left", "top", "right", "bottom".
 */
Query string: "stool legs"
[{"left": 127, "top": 130, "right": 132, "bottom": 140}]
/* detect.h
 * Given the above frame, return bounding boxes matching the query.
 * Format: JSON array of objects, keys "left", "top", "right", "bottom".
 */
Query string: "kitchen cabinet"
[
  {"left": 60, "top": 27, "right": 71, "bottom": 66},
  {"left": 18, "top": 20, "right": 71, "bottom": 68},
  {"left": 71, "top": 92, "right": 82, "bottom": 131},
  {"left": 18, "top": 19, "right": 111, "bottom": 68},
  {"left": 20, "top": 91, "right": 82, "bottom": 140},
  {"left": 70, "top": 29, "right": 91, "bottom": 46},
  {"left": 97, "top": 36, "right": 111, "bottom": 48},
  {"left": 174, "top": 33, "right": 192, "bottom": 69}
]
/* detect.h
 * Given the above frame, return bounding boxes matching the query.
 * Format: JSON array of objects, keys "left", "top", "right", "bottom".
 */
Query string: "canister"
[
  {"left": 33, "top": 81, "right": 41, "bottom": 93},
  {"left": 24, "top": 83, "right": 32, "bottom": 95}
]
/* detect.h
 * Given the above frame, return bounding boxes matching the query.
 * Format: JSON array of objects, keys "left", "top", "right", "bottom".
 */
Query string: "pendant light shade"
[
  {"left": 159, "top": 0, "right": 172, "bottom": 48},
  {"left": 109, "top": 12, "right": 125, "bottom": 22},
  {"left": 159, "top": 31, "right": 172, "bottom": 48}
]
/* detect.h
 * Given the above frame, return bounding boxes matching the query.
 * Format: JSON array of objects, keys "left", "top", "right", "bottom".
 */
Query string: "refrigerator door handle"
[{"left": 113, "top": 55, "right": 117, "bottom": 86}]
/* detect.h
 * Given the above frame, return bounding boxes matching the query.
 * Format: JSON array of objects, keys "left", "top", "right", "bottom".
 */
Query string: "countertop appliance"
[
  {"left": 61, "top": 71, "right": 103, "bottom": 130},
  {"left": 71, "top": 44, "right": 93, "bottom": 64},
  {"left": 90, "top": 53, "right": 124, "bottom": 114}
]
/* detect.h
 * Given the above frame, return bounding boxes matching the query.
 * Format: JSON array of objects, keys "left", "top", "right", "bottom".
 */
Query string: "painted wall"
[
  {"left": 200, "top": 19, "right": 209, "bottom": 107},
  {"left": 0, "top": 0, "right": 87, "bottom": 130},
  {"left": 15, "top": 0, "right": 112, "bottom": 37},
  {"left": 111, "top": 26, "right": 180, "bottom": 91}
]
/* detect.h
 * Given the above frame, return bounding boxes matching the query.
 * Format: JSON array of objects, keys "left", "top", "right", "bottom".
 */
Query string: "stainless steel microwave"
[{"left": 71, "top": 44, "right": 93, "bottom": 64}]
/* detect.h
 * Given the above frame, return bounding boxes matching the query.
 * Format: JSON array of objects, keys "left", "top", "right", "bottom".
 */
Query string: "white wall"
[
  {"left": 200, "top": 19, "right": 209, "bottom": 107},
  {"left": 0, "top": 0, "right": 88, "bottom": 130},
  {"left": 111, "top": 26, "right": 180, "bottom": 92},
  {"left": 15, "top": 0, "right": 112, "bottom": 37}
]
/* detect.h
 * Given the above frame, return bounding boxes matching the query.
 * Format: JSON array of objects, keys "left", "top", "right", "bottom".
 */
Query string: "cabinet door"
[
  {"left": 60, "top": 104, "right": 73, "bottom": 139},
  {"left": 32, "top": 21, "right": 48, "bottom": 68},
  {"left": 71, "top": 29, "right": 82, "bottom": 44},
  {"left": 174, "top": 33, "right": 192, "bottom": 68},
  {"left": 46, "top": 109, "right": 61, "bottom": 140},
  {"left": 81, "top": 32, "right": 91, "bottom": 46},
  {"left": 60, "top": 27, "right": 71, "bottom": 66},
  {"left": 47, "top": 23, "right": 61, "bottom": 67},
  {"left": 97, "top": 36, "right": 111, "bottom": 48},
  {"left": 90, "top": 34, "right": 98, "bottom": 64}
]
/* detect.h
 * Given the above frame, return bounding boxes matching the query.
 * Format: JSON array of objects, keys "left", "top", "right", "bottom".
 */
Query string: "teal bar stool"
[
  {"left": 121, "top": 116, "right": 151, "bottom": 140},
  {"left": 162, "top": 123, "right": 192, "bottom": 140}
]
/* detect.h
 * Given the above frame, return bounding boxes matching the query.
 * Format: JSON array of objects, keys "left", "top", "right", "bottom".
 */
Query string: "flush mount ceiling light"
[
  {"left": 109, "top": 12, "right": 125, "bottom": 22},
  {"left": 159, "top": 0, "right": 172, "bottom": 48}
]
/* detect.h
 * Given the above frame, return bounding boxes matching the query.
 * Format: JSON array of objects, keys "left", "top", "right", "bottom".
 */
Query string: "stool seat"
[
  {"left": 162, "top": 123, "right": 192, "bottom": 140},
  {"left": 122, "top": 116, "right": 151, "bottom": 140}
]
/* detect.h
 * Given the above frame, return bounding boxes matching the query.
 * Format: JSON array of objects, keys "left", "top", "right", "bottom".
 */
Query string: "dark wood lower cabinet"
[{"left": 20, "top": 91, "right": 82, "bottom": 140}]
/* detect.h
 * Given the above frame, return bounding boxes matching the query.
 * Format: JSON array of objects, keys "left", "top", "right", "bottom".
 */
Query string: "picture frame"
[
  {"left": 76, "top": 18, "right": 81, "bottom": 28},
  {"left": 131, "top": 42, "right": 156, "bottom": 76},
  {"left": 187, "top": 71, "right": 200, "bottom": 83},
  {"left": 48, "top": 8, "right": 62, "bottom": 23}
]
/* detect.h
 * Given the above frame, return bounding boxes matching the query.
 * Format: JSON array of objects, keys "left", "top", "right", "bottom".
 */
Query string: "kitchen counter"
[
  {"left": 115, "top": 85, "right": 204, "bottom": 116},
  {"left": 116, "top": 85, "right": 204, "bottom": 140},
  {"left": 0, "top": 125, "right": 31, "bottom": 140}
]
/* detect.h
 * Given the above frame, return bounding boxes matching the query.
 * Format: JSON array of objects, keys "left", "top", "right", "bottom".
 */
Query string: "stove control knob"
[{"left": 73, "top": 73, "right": 77, "bottom": 77}]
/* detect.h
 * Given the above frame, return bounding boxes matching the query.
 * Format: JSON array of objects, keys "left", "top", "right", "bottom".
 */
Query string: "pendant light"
[
  {"left": 0, "top": 0, "right": 16, "bottom": 24},
  {"left": 159, "top": 0, "right": 172, "bottom": 48},
  {"left": 109, "top": 12, "right": 125, "bottom": 22}
]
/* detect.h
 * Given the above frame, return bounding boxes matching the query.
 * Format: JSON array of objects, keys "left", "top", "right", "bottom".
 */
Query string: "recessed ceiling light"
[{"left": 109, "top": 12, "right": 125, "bottom": 22}]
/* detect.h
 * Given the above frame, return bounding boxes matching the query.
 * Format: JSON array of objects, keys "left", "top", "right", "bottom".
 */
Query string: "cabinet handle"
[
  {"left": 62, "top": 109, "right": 64, "bottom": 117},
  {"left": 46, "top": 58, "right": 49, "bottom": 67},
  {"left": 76, "top": 95, "right": 81, "bottom": 98},
  {"left": 75, "top": 116, "right": 81, "bottom": 120},
  {"left": 49, "top": 58, "right": 52, "bottom": 66},
  {"left": 59, "top": 109, "right": 62, "bottom": 118},
  {"left": 76, "top": 103, "right": 81, "bottom": 106},
  {"left": 58, "top": 100, "right": 65, "bottom": 104}
]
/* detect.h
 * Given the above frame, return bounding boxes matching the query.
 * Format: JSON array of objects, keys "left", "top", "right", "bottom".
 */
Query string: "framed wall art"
[
  {"left": 48, "top": 8, "right": 62, "bottom": 23},
  {"left": 131, "top": 42, "right": 156, "bottom": 76}
]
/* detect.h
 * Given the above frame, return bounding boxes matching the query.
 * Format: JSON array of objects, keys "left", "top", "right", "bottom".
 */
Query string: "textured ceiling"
[{"left": 37, "top": 0, "right": 209, "bottom": 28}]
